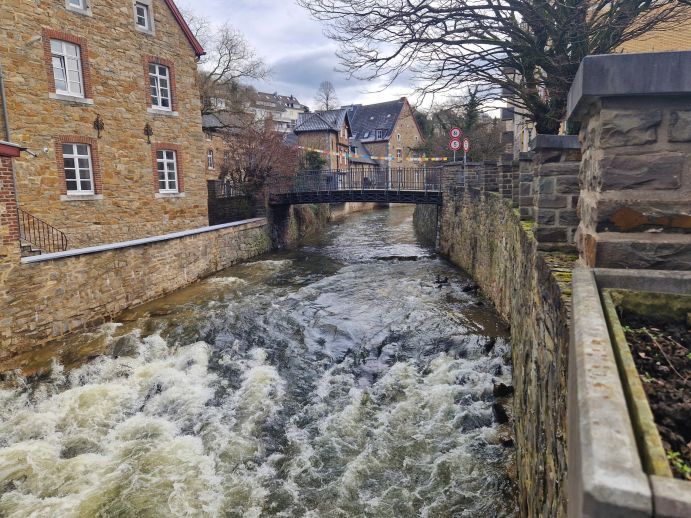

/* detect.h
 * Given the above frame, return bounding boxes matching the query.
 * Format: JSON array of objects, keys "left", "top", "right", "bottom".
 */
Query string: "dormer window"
[{"left": 376, "top": 129, "right": 384, "bottom": 140}]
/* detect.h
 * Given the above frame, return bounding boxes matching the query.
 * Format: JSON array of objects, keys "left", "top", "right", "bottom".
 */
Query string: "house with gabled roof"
[
  {"left": 344, "top": 97, "right": 425, "bottom": 167},
  {"left": 0, "top": 0, "right": 209, "bottom": 251},
  {"left": 294, "top": 109, "right": 352, "bottom": 170}
]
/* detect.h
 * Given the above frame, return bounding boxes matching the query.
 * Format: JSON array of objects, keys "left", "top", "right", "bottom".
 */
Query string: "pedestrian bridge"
[{"left": 268, "top": 168, "right": 443, "bottom": 206}]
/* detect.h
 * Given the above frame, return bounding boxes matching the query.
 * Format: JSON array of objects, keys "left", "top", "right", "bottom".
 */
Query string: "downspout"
[
  {"left": 0, "top": 59, "right": 10, "bottom": 141},
  {"left": 0, "top": 57, "right": 22, "bottom": 250}
]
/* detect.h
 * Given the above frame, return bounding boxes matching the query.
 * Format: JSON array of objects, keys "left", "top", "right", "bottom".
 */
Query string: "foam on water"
[{"left": 0, "top": 207, "right": 516, "bottom": 517}]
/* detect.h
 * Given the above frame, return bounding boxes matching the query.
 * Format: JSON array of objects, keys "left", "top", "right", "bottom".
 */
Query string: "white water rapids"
[{"left": 0, "top": 207, "right": 517, "bottom": 517}]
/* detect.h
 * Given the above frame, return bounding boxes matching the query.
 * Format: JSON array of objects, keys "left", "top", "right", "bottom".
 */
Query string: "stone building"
[
  {"left": 0, "top": 0, "right": 207, "bottom": 251},
  {"left": 345, "top": 98, "right": 425, "bottom": 167},
  {"left": 501, "top": 9, "right": 691, "bottom": 159},
  {"left": 294, "top": 109, "right": 352, "bottom": 170},
  {"left": 249, "top": 91, "right": 309, "bottom": 133}
]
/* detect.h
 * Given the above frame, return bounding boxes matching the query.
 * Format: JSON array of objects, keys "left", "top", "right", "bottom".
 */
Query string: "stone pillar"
[
  {"left": 0, "top": 143, "right": 21, "bottom": 264},
  {"left": 516, "top": 152, "right": 531, "bottom": 210},
  {"left": 530, "top": 135, "right": 581, "bottom": 250},
  {"left": 567, "top": 52, "right": 691, "bottom": 270},
  {"left": 498, "top": 160, "right": 514, "bottom": 200},
  {"left": 519, "top": 153, "right": 535, "bottom": 220}
]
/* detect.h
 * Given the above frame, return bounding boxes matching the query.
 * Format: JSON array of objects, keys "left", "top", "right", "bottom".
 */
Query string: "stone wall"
[
  {"left": 0, "top": 0, "right": 208, "bottom": 249},
  {"left": 0, "top": 219, "right": 271, "bottom": 366},
  {"left": 418, "top": 191, "right": 572, "bottom": 517}
]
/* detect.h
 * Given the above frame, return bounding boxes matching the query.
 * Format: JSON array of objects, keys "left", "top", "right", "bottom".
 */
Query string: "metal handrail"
[
  {"left": 269, "top": 167, "right": 443, "bottom": 195},
  {"left": 18, "top": 208, "right": 68, "bottom": 254}
]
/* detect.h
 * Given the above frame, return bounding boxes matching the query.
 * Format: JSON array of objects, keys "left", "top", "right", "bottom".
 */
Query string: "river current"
[{"left": 0, "top": 206, "right": 517, "bottom": 517}]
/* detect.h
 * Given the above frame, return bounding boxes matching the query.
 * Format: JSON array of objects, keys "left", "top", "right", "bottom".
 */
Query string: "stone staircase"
[{"left": 19, "top": 240, "right": 44, "bottom": 257}]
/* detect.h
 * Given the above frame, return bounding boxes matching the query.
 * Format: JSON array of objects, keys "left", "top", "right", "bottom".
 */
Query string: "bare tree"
[
  {"left": 314, "top": 81, "right": 339, "bottom": 111},
  {"left": 184, "top": 11, "right": 269, "bottom": 117},
  {"left": 298, "top": 0, "right": 691, "bottom": 134},
  {"left": 221, "top": 123, "right": 299, "bottom": 195}
]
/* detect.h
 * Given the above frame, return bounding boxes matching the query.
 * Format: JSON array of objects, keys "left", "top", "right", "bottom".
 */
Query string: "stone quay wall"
[
  {"left": 415, "top": 191, "right": 573, "bottom": 518},
  {"left": 0, "top": 219, "right": 271, "bottom": 366}
]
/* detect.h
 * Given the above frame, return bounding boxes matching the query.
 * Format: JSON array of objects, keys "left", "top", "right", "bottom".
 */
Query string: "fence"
[
  {"left": 271, "top": 167, "right": 443, "bottom": 195},
  {"left": 207, "top": 180, "right": 261, "bottom": 226}
]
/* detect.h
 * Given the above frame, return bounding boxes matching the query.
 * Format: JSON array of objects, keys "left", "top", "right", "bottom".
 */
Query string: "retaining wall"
[
  {"left": 416, "top": 191, "right": 573, "bottom": 517},
  {"left": 0, "top": 218, "right": 271, "bottom": 367}
]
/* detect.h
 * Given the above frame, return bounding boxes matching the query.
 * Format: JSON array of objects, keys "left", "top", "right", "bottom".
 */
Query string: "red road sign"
[
  {"left": 449, "top": 139, "right": 462, "bottom": 152},
  {"left": 450, "top": 127, "right": 462, "bottom": 139},
  {"left": 463, "top": 138, "right": 470, "bottom": 153}
]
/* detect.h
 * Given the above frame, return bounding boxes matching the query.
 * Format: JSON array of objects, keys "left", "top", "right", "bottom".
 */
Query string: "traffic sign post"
[
  {"left": 449, "top": 137, "right": 461, "bottom": 163},
  {"left": 462, "top": 138, "right": 470, "bottom": 171}
]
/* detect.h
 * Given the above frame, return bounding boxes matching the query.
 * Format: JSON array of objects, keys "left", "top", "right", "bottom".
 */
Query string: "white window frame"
[
  {"left": 51, "top": 39, "right": 84, "bottom": 98},
  {"left": 134, "top": 1, "right": 154, "bottom": 33},
  {"left": 396, "top": 148, "right": 403, "bottom": 161},
  {"left": 62, "top": 143, "right": 94, "bottom": 195},
  {"left": 157, "top": 150, "right": 179, "bottom": 193},
  {"left": 397, "top": 133, "right": 401, "bottom": 142},
  {"left": 66, "top": 0, "right": 91, "bottom": 15},
  {"left": 207, "top": 149, "right": 215, "bottom": 170},
  {"left": 376, "top": 129, "right": 384, "bottom": 140},
  {"left": 149, "top": 64, "right": 171, "bottom": 110}
]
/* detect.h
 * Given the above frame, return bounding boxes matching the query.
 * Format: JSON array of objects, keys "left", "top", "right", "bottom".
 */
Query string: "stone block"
[
  {"left": 599, "top": 110, "right": 662, "bottom": 148},
  {"left": 535, "top": 227, "right": 567, "bottom": 243},
  {"left": 537, "top": 195, "right": 568, "bottom": 209},
  {"left": 599, "top": 152, "right": 683, "bottom": 191},
  {"left": 520, "top": 183, "right": 532, "bottom": 196},
  {"left": 669, "top": 110, "right": 691, "bottom": 142},
  {"left": 537, "top": 209, "right": 556, "bottom": 226},
  {"left": 556, "top": 176, "right": 580, "bottom": 195},
  {"left": 538, "top": 177, "right": 555, "bottom": 195},
  {"left": 558, "top": 210, "right": 579, "bottom": 227}
]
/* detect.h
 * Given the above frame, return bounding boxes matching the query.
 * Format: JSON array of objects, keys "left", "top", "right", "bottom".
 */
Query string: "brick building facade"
[{"left": 0, "top": 0, "right": 207, "bottom": 250}]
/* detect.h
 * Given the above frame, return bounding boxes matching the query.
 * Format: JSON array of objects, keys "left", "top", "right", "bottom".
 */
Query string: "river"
[{"left": 0, "top": 205, "right": 517, "bottom": 517}]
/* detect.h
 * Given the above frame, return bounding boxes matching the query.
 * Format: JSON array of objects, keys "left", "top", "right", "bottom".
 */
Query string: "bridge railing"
[{"left": 269, "top": 167, "right": 442, "bottom": 195}]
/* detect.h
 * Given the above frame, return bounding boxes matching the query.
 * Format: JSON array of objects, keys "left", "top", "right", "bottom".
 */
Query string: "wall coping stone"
[
  {"left": 567, "top": 51, "right": 691, "bottom": 121},
  {"left": 570, "top": 267, "right": 691, "bottom": 517},
  {"left": 569, "top": 268, "right": 652, "bottom": 518},
  {"left": 21, "top": 218, "right": 267, "bottom": 264},
  {"left": 530, "top": 134, "right": 580, "bottom": 151}
]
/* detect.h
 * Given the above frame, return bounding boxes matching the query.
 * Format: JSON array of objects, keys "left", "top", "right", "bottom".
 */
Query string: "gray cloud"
[{"left": 178, "top": 0, "right": 416, "bottom": 109}]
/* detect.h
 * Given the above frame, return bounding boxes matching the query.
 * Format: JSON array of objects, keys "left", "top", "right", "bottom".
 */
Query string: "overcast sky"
[{"left": 177, "top": 0, "right": 415, "bottom": 110}]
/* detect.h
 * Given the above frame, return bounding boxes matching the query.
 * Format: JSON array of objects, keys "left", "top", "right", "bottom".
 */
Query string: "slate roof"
[
  {"left": 252, "top": 92, "right": 307, "bottom": 113},
  {"left": 294, "top": 109, "right": 351, "bottom": 134},
  {"left": 344, "top": 99, "right": 406, "bottom": 143},
  {"left": 201, "top": 112, "right": 247, "bottom": 134},
  {"left": 348, "top": 139, "right": 378, "bottom": 165}
]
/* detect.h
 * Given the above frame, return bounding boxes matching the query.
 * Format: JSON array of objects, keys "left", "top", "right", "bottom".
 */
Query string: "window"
[
  {"left": 223, "top": 150, "right": 230, "bottom": 163},
  {"left": 376, "top": 129, "right": 384, "bottom": 140},
  {"left": 135, "top": 2, "right": 152, "bottom": 31},
  {"left": 396, "top": 149, "right": 402, "bottom": 161},
  {"left": 149, "top": 64, "right": 171, "bottom": 110},
  {"left": 62, "top": 143, "right": 94, "bottom": 194},
  {"left": 207, "top": 149, "right": 215, "bottom": 169},
  {"left": 51, "top": 40, "right": 84, "bottom": 97},
  {"left": 157, "top": 150, "right": 178, "bottom": 192},
  {"left": 68, "top": 0, "right": 86, "bottom": 9}
]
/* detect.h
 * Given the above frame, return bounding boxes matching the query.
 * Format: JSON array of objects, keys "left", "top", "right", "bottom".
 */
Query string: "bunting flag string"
[{"left": 297, "top": 145, "right": 449, "bottom": 163}]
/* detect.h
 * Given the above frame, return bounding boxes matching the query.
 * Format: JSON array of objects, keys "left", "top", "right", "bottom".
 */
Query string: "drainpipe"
[{"left": 0, "top": 59, "right": 10, "bottom": 141}]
